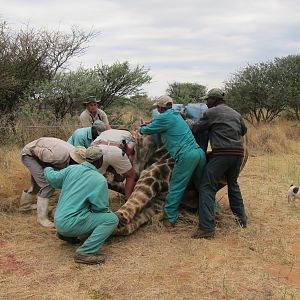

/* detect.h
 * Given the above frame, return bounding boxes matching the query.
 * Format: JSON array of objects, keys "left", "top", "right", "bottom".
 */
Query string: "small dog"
[{"left": 287, "top": 184, "right": 300, "bottom": 206}]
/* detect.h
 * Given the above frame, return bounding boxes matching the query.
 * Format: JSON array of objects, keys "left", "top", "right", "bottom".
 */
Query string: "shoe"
[
  {"left": 19, "top": 191, "right": 37, "bottom": 212},
  {"left": 37, "top": 197, "right": 55, "bottom": 228},
  {"left": 162, "top": 219, "right": 175, "bottom": 228},
  {"left": 236, "top": 219, "right": 247, "bottom": 228},
  {"left": 57, "top": 233, "right": 81, "bottom": 244},
  {"left": 191, "top": 228, "right": 215, "bottom": 239},
  {"left": 74, "top": 253, "right": 105, "bottom": 265}
]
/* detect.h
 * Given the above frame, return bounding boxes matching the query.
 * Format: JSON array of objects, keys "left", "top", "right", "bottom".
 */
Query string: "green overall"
[
  {"left": 139, "top": 108, "right": 206, "bottom": 223},
  {"left": 44, "top": 162, "right": 118, "bottom": 255}
]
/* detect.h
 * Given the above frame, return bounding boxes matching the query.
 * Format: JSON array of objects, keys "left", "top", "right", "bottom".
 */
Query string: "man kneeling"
[{"left": 44, "top": 146, "right": 119, "bottom": 265}]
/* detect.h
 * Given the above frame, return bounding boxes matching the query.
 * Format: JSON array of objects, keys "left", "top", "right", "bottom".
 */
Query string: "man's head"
[
  {"left": 155, "top": 95, "right": 173, "bottom": 113},
  {"left": 86, "top": 146, "right": 104, "bottom": 169},
  {"left": 203, "top": 88, "right": 225, "bottom": 108},
  {"left": 91, "top": 120, "right": 106, "bottom": 140},
  {"left": 83, "top": 96, "right": 99, "bottom": 114}
]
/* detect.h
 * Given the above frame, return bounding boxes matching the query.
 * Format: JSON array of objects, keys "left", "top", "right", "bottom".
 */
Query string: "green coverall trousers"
[
  {"left": 164, "top": 147, "right": 206, "bottom": 223},
  {"left": 57, "top": 211, "right": 118, "bottom": 255}
]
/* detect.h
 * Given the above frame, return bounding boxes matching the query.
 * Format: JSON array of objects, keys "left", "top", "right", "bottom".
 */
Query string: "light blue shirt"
[
  {"left": 139, "top": 108, "right": 199, "bottom": 159},
  {"left": 67, "top": 127, "right": 92, "bottom": 148}
]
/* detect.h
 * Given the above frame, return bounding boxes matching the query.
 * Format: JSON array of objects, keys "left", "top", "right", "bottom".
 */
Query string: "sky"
[{"left": 1, "top": 0, "right": 300, "bottom": 97}]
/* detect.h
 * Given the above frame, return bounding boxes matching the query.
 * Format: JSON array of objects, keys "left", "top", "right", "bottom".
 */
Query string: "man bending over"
[{"left": 44, "top": 146, "right": 119, "bottom": 265}]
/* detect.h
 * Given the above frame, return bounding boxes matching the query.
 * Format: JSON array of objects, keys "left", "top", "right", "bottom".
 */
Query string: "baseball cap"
[
  {"left": 202, "top": 88, "right": 225, "bottom": 100},
  {"left": 92, "top": 120, "right": 106, "bottom": 134},
  {"left": 86, "top": 146, "right": 103, "bottom": 162},
  {"left": 154, "top": 95, "right": 173, "bottom": 108}
]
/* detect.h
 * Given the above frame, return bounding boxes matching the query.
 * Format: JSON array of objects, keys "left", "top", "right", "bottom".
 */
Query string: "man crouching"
[{"left": 44, "top": 146, "right": 119, "bottom": 265}]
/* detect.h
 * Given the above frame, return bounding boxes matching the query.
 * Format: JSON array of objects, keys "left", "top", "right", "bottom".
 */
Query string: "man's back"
[
  {"left": 205, "top": 104, "right": 247, "bottom": 151},
  {"left": 49, "top": 162, "right": 109, "bottom": 223},
  {"left": 67, "top": 127, "right": 91, "bottom": 148},
  {"left": 140, "top": 109, "right": 199, "bottom": 158}
]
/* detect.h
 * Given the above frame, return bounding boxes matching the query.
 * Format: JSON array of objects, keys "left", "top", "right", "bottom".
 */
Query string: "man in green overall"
[
  {"left": 67, "top": 120, "right": 106, "bottom": 148},
  {"left": 44, "top": 146, "right": 119, "bottom": 265},
  {"left": 139, "top": 95, "right": 206, "bottom": 227}
]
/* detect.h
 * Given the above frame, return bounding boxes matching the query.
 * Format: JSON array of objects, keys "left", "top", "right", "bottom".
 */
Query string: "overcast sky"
[{"left": 1, "top": 0, "right": 300, "bottom": 96}]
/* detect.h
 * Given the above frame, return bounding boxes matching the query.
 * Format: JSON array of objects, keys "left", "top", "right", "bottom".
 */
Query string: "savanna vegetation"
[{"left": 0, "top": 20, "right": 300, "bottom": 299}]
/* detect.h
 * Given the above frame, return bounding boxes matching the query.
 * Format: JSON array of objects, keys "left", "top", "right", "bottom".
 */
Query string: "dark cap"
[
  {"left": 203, "top": 88, "right": 225, "bottom": 100},
  {"left": 83, "top": 96, "right": 100, "bottom": 105}
]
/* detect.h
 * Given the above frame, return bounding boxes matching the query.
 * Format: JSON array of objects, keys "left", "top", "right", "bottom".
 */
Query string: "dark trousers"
[{"left": 198, "top": 155, "right": 247, "bottom": 231}]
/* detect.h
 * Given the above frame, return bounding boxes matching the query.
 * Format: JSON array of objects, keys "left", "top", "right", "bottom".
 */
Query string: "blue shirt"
[
  {"left": 67, "top": 127, "right": 92, "bottom": 148},
  {"left": 139, "top": 108, "right": 199, "bottom": 159},
  {"left": 44, "top": 162, "right": 109, "bottom": 227}
]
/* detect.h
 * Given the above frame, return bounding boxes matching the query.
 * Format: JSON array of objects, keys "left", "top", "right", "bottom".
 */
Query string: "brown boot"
[
  {"left": 162, "top": 219, "right": 175, "bottom": 228},
  {"left": 191, "top": 228, "right": 215, "bottom": 239},
  {"left": 74, "top": 253, "right": 105, "bottom": 265}
]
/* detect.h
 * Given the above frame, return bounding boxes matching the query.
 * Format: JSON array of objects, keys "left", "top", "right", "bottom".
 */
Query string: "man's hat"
[
  {"left": 154, "top": 95, "right": 173, "bottom": 108},
  {"left": 202, "top": 88, "right": 225, "bottom": 100},
  {"left": 86, "top": 146, "right": 103, "bottom": 162},
  {"left": 69, "top": 146, "right": 86, "bottom": 163},
  {"left": 83, "top": 96, "right": 100, "bottom": 105},
  {"left": 92, "top": 120, "right": 106, "bottom": 134}
]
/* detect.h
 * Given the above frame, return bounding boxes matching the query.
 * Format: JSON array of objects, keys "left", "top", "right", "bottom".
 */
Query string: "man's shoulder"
[
  {"left": 80, "top": 109, "right": 89, "bottom": 117},
  {"left": 97, "top": 108, "right": 106, "bottom": 114}
]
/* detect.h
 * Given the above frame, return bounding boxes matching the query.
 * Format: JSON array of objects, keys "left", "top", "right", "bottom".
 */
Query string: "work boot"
[
  {"left": 162, "top": 219, "right": 175, "bottom": 228},
  {"left": 37, "top": 196, "right": 55, "bottom": 228},
  {"left": 191, "top": 228, "right": 215, "bottom": 239},
  {"left": 235, "top": 217, "right": 247, "bottom": 228},
  {"left": 74, "top": 253, "right": 105, "bottom": 265},
  {"left": 19, "top": 190, "right": 37, "bottom": 212},
  {"left": 57, "top": 233, "right": 81, "bottom": 244}
]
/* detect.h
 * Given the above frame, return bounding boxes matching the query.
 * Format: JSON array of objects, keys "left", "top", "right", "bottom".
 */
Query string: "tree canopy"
[
  {"left": 0, "top": 21, "right": 96, "bottom": 123},
  {"left": 225, "top": 55, "right": 300, "bottom": 124},
  {"left": 166, "top": 82, "right": 207, "bottom": 105}
]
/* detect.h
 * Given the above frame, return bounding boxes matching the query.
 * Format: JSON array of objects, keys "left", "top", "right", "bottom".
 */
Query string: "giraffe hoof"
[{"left": 115, "top": 211, "right": 129, "bottom": 226}]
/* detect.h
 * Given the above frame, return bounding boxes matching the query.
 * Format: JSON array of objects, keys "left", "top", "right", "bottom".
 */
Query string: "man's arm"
[
  {"left": 139, "top": 114, "right": 170, "bottom": 135},
  {"left": 190, "top": 112, "right": 211, "bottom": 133},
  {"left": 240, "top": 117, "right": 247, "bottom": 136},
  {"left": 44, "top": 167, "right": 68, "bottom": 189},
  {"left": 80, "top": 111, "right": 92, "bottom": 127},
  {"left": 99, "top": 109, "right": 110, "bottom": 127},
  {"left": 122, "top": 167, "right": 136, "bottom": 200},
  {"left": 89, "top": 179, "right": 110, "bottom": 212}
]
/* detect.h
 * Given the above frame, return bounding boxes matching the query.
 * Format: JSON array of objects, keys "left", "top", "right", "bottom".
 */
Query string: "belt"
[{"left": 93, "top": 140, "right": 122, "bottom": 148}]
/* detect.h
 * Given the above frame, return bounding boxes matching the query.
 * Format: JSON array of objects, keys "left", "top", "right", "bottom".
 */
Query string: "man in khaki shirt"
[
  {"left": 79, "top": 96, "right": 111, "bottom": 128},
  {"left": 20, "top": 137, "right": 85, "bottom": 228},
  {"left": 92, "top": 129, "right": 136, "bottom": 200}
]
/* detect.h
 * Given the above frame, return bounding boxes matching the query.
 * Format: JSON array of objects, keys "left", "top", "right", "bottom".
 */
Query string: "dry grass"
[
  {"left": 247, "top": 120, "right": 300, "bottom": 154},
  {"left": 0, "top": 123, "right": 300, "bottom": 299}
]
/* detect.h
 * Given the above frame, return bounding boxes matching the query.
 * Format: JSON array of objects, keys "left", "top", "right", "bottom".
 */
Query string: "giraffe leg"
[{"left": 114, "top": 198, "right": 164, "bottom": 235}]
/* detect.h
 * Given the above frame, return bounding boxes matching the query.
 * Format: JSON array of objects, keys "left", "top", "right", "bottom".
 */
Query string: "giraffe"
[{"left": 110, "top": 134, "right": 248, "bottom": 236}]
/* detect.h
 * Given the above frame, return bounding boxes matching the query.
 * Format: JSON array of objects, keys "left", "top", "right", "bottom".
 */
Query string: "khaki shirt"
[
  {"left": 22, "top": 137, "right": 74, "bottom": 169},
  {"left": 79, "top": 108, "right": 109, "bottom": 127},
  {"left": 93, "top": 129, "right": 132, "bottom": 144}
]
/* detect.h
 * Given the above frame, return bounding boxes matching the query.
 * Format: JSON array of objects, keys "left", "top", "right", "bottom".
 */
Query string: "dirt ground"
[{"left": 0, "top": 151, "right": 300, "bottom": 299}]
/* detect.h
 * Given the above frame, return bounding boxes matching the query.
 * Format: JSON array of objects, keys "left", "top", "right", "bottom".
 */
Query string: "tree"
[
  {"left": 0, "top": 20, "right": 96, "bottom": 126},
  {"left": 25, "top": 62, "right": 152, "bottom": 122},
  {"left": 26, "top": 68, "right": 96, "bottom": 122},
  {"left": 225, "top": 61, "right": 287, "bottom": 124},
  {"left": 94, "top": 61, "right": 152, "bottom": 108},
  {"left": 274, "top": 55, "right": 300, "bottom": 120},
  {"left": 166, "top": 82, "right": 207, "bottom": 105}
]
